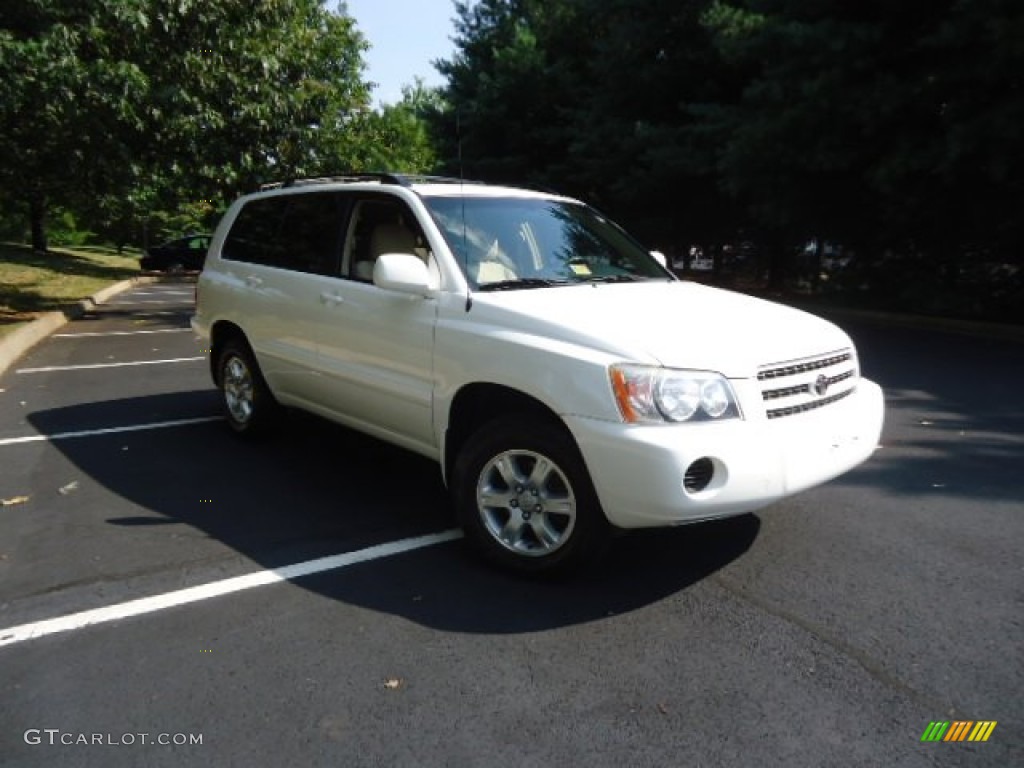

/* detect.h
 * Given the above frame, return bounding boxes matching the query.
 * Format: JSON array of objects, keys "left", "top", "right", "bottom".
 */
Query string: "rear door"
[{"left": 218, "top": 191, "right": 348, "bottom": 405}]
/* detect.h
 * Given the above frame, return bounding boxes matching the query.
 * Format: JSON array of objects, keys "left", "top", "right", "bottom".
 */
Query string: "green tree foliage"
[
  {"left": 432, "top": 0, "right": 1024, "bottom": 316},
  {"left": 0, "top": 1, "right": 148, "bottom": 251},
  {"left": 1, "top": 0, "right": 437, "bottom": 251},
  {"left": 348, "top": 79, "right": 440, "bottom": 173},
  {"left": 432, "top": 0, "right": 745, "bottom": 250},
  {"left": 567, "top": 0, "right": 744, "bottom": 248},
  {"left": 703, "top": 0, "right": 1024, "bottom": 266},
  {"left": 435, "top": 0, "right": 570, "bottom": 185}
]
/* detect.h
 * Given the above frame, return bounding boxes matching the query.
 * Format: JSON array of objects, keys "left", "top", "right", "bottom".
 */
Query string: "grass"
[{"left": 0, "top": 242, "right": 141, "bottom": 339}]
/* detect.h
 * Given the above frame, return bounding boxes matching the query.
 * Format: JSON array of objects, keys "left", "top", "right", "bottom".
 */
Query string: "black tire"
[
  {"left": 216, "top": 337, "right": 281, "bottom": 437},
  {"left": 452, "top": 415, "right": 610, "bottom": 575}
]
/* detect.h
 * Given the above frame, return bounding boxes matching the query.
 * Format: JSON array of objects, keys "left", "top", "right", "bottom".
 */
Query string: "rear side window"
[{"left": 222, "top": 192, "right": 346, "bottom": 275}]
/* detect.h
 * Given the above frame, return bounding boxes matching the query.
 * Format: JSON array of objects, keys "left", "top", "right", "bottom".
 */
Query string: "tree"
[
  {"left": 433, "top": 0, "right": 584, "bottom": 186},
  {"left": 702, "top": 0, "right": 1024, "bottom": 278},
  {"left": 567, "top": 0, "right": 743, "bottom": 248},
  {"left": 430, "top": 0, "right": 744, "bottom": 251},
  {"left": 0, "top": 1, "right": 374, "bottom": 251},
  {"left": 0, "top": 1, "right": 147, "bottom": 250},
  {"left": 346, "top": 79, "right": 441, "bottom": 173}
]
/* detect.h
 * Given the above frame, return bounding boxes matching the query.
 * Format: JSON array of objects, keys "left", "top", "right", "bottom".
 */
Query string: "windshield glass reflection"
[{"left": 423, "top": 196, "right": 670, "bottom": 289}]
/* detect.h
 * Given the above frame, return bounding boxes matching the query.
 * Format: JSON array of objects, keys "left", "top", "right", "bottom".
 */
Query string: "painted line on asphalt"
[
  {"left": 91, "top": 310, "right": 184, "bottom": 317},
  {"left": 0, "top": 530, "right": 464, "bottom": 648},
  {"left": 0, "top": 416, "right": 221, "bottom": 447},
  {"left": 53, "top": 329, "right": 193, "bottom": 338},
  {"left": 107, "top": 300, "right": 190, "bottom": 305},
  {"left": 16, "top": 356, "right": 204, "bottom": 373}
]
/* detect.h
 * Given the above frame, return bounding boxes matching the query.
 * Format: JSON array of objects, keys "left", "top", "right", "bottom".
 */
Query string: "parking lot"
[{"left": 0, "top": 280, "right": 1021, "bottom": 767}]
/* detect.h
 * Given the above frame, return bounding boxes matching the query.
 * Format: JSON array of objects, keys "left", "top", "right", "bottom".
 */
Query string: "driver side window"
[{"left": 342, "top": 198, "right": 430, "bottom": 282}]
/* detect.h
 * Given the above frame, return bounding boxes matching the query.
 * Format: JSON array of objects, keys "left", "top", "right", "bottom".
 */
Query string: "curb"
[{"left": 0, "top": 276, "right": 164, "bottom": 378}]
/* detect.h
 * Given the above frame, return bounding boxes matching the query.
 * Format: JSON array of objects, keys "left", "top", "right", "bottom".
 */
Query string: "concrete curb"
[{"left": 0, "top": 276, "right": 164, "bottom": 378}]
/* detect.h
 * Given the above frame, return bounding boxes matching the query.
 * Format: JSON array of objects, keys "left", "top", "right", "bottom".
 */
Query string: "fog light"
[{"left": 683, "top": 458, "right": 715, "bottom": 493}]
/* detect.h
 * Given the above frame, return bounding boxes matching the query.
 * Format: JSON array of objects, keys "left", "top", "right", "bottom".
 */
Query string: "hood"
[{"left": 470, "top": 281, "right": 852, "bottom": 377}]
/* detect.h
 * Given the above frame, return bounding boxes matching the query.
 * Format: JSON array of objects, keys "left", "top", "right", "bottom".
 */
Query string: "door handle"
[
  {"left": 244, "top": 275, "right": 263, "bottom": 287},
  {"left": 319, "top": 291, "right": 344, "bottom": 306}
]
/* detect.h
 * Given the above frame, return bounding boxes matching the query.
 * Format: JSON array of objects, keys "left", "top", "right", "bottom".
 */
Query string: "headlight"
[{"left": 609, "top": 364, "right": 741, "bottom": 424}]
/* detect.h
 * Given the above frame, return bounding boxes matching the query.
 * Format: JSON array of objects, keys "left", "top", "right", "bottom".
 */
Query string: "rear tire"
[
  {"left": 452, "top": 415, "right": 610, "bottom": 575},
  {"left": 216, "top": 338, "right": 280, "bottom": 436}
]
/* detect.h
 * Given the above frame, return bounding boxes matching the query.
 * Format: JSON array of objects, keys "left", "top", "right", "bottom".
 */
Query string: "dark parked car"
[{"left": 140, "top": 234, "right": 212, "bottom": 272}]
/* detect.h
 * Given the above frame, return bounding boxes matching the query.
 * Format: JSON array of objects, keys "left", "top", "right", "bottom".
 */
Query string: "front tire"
[
  {"left": 452, "top": 415, "right": 610, "bottom": 575},
  {"left": 216, "top": 338, "right": 280, "bottom": 436}
]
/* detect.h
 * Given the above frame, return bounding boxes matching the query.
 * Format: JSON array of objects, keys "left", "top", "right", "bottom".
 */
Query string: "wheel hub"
[
  {"left": 515, "top": 486, "right": 540, "bottom": 517},
  {"left": 475, "top": 450, "right": 576, "bottom": 557}
]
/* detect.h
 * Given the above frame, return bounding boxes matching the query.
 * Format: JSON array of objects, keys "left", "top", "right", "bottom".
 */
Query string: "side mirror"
[
  {"left": 650, "top": 250, "right": 668, "bottom": 268},
  {"left": 373, "top": 253, "right": 435, "bottom": 297}
]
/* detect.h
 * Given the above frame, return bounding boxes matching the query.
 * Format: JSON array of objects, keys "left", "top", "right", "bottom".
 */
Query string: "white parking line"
[
  {"left": 116, "top": 311, "right": 181, "bottom": 315},
  {"left": 107, "top": 299, "right": 189, "bottom": 305},
  {"left": 0, "top": 530, "right": 463, "bottom": 648},
  {"left": 53, "top": 329, "right": 192, "bottom": 338},
  {"left": 0, "top": 416, "right": 221, "bottom": 446},
  {"left": 16, "top": 357, "right": 204, "bottom": 374}
]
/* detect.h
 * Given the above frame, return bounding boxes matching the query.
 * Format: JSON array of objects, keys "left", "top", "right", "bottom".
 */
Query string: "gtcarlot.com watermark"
[{"left": 24, "top": 729, "right": 202, "bottom": 746}]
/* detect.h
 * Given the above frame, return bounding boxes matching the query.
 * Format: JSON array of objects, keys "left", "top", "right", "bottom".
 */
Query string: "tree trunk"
[{"left": 29, "top": 195, "right": 48, "bottom": 253}]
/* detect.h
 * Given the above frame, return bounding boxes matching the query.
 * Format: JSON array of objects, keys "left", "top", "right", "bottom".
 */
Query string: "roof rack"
[
  {"left": 258, "top": 173, "right": 399, "bottom": 191},
  {"left": 258, "top": 172, "right": 485, "bottom": 191},
  {"left": 390, "top": 174, "right": 486, "bottom": 186}
]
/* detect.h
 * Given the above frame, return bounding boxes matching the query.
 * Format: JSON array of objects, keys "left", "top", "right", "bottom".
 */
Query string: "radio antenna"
[{"left": 458, "top": 110, "right": 472, "bottom": 311}]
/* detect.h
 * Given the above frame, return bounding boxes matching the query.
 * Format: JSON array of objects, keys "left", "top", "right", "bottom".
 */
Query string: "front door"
[{"left": 313, "top": 195, "right": 439, "bottom": 457}]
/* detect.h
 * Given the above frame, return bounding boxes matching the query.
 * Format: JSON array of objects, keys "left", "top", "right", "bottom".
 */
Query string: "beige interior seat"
[{"left": 354, "top": 222, "right": 418, "bottom": 281}]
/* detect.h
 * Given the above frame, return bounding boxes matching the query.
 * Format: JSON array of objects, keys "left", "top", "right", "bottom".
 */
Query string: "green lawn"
[{"left": 0, "top": 243, "right": 142, "bottom": 338}]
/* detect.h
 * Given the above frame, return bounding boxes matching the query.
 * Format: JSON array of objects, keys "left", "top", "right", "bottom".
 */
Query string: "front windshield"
[{"left": 423, "top": 196, "right": 671, "bottom": 290}]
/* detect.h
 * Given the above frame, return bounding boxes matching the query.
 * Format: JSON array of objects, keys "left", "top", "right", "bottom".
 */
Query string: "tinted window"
[
  {"left": 223, "top": 192, "right": 346, "bottom": 275},
  {"left": 222, "top": 198, "right": 283, "bottom": 267}
]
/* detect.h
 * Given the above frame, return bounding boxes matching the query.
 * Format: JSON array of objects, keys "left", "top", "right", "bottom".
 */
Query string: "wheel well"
[
  {"left": 444, "top": 383, "right": 568, "bottom": 480},
  {"left": 209, "top": 321, "right": 247, "bottom": 385}
]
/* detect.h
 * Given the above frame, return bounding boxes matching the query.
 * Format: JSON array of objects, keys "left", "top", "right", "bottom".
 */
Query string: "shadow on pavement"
[{"left": 27, "top": 396, "right": 760, "bottom": 633}]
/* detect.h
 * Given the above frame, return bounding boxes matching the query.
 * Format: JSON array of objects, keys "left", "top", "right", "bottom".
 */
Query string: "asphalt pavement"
[{"left": 0, "top": 280, "right": 1020, "bottom": 767}]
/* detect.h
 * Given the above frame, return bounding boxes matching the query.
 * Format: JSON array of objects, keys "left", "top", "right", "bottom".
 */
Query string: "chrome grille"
[
  {"left": 757, "top": 352, "right": 852, "bottom": 381},
  {"left": 758, "top": 349, "right": 858, "bottom": 420}
]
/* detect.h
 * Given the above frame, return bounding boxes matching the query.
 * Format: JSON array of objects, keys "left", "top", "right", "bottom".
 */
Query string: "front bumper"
[{"left": 564, "top": 379, "right": 884, "bottom": 529}]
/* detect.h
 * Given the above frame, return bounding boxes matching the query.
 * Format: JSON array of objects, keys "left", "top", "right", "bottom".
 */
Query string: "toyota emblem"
[{"left": 813, "top": 374, "right": 829, "bottom": 396}]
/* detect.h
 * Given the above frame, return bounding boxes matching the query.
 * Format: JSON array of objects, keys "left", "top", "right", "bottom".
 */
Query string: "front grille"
[
  {"left": 766, "top": 388, "right": 854, "bottom": 419},
  {"left": 758, "top": 348, "right": 857, "bottom": 420},
  {"left": 757, "top": 352, "right": 852, "bottom": 381},
  {"left": 762, "top": 369, "right": 854, "bottom": 401}
]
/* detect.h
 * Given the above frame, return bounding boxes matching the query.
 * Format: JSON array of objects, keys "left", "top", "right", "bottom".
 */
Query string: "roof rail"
[
  {"left": 390, "top": 174, "right": 486, "bottom": 186},
  {"left": 258, "top": 173, "right": 403, "bottom": 191},
  {"left": 257, "top": 172, "right": 486, "bottom": 192}
]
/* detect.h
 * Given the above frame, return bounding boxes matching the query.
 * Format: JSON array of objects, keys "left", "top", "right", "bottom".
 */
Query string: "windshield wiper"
[
  {"left": 477, "top": 277, "right": 569, "bottom": 292},
  {"left": 580, "top": 274, "right": 642, "bottom": 283}
]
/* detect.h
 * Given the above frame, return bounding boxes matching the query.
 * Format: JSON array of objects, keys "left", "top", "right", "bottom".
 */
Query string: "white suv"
[{"left": 192, "top": 174, "right": 884, "bottom": 574}]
